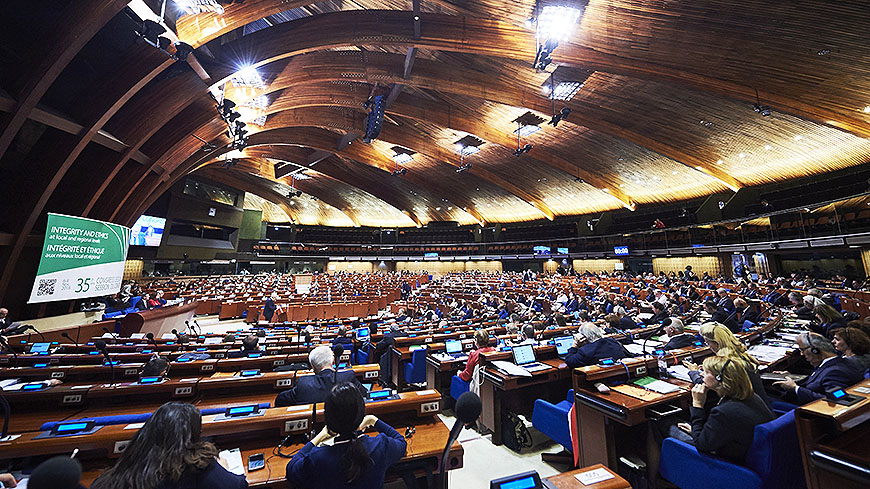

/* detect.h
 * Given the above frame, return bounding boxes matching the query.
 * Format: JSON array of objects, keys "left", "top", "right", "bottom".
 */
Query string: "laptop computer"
[
  {"left": 511, "top": 344, "right": 549, "bottom": 372},
  {"left": 444, "top": 339, "right": 468, "bottom": 360},
  {"left": 553, "top": 336, "right": 573, "bottom": 359}
]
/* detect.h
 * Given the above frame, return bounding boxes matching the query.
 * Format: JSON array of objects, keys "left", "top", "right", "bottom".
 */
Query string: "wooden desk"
[
  {"left": 545, "top": 464, "right": 631, "bottom": 489},
  {"left": 480, "top": 358, "right": 572, "bottom": 445},
  {"left": 796, "top": 379, "right": 870, "bottom": 489}
]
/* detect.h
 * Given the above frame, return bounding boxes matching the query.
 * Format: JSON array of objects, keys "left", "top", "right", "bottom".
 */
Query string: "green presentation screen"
[{"left": 29, "top": 213, "right": 131, "bottom": 303}]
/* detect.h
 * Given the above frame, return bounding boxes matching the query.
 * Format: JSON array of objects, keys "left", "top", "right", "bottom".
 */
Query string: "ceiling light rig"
[
  {"left": 391, "top": 146, "right": 414, "bottom": 175},
  {"left": 131, "top": 4, "right": 194, "bottom": 61},
  {"left": 213, "top": 93, "right": 249, "bottom": 151},
  {"left": 511, "top": 112, "right": 544, "bottom": 156},
  {"left": 287, "top": 173, "right": 306, "bottom": 198},
  {"left": 454, "top": 135, "right": 484, "bottom": 173},
  {"left": 529, "top": 1, "right": 588, "bottom": 71},
  {"left": 544, "top": 74, "right": 572, "bottom": 127},
  {"left": 753, "top": 88, "right": 771, "bottom": 117}
]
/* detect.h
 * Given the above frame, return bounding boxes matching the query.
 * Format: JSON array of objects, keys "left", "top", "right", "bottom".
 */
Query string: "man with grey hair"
[
  {"left": 774, "top": 332, "right": 863, "bottom": 405},
  {"left": 660, "top": 317, "right": 695, "bottom": 350},
  {"left": 275, "top": 345, "right": 365, "bottom": 406},
  {"left": 565, "top": 322, "right": 631, "bottom": 368},
  {"left": 716, "top": 288, "right": 735, "bottom": 314}
]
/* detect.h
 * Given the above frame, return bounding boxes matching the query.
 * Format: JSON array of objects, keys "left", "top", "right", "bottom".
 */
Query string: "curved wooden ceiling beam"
[
  {"left": 202, "top": 163, "right": 363, "bottom": 227},
  {"left": 234, "top": 155, "right": 427, "bottom": 227},
  {"left": 244, "top": 118, "right": 556, "bottom": 221},
  {"left": 224, "top": 51, "right": 739, "bottom": 192},
  {"left": 197, "top": 167, "right": 302, "bottom": 224},
  {"left": 0, "top": 0, "right": 128, "bottom": 162},
  {"left": 264, "top": 95, "right": 637, "bottom": 209},
  {"left": 203, "top": 9, "right": 870, "bottom": 141},
  {"left": 192, "top": 129, "right": 491, "bottom": 226}
]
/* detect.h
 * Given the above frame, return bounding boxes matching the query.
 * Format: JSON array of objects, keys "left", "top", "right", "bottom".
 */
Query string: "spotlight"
[
  {"left": 392, "top": 168, "right": 408, "bottom": 176},
  {"left": 456, "top": 163, "right": 472, "bottom": 173},
  {"left": 549, "top": 107, "right": 571, "bottom": 126},
  {"left": 137, "top": 20, "right": 166, "bottom": 47},
  {"left": 513, "top": 143, "right": 533, "bottom": 156},
  {"left": 173, "top": 42, "right": 194, "bottom": 61},
  {"left": 574, "top": 177, "right": 585, "bottom": 183},
  {"left": 288, "top": 190, "right": 303, "bottom": 198},
  {"left": 157, "top": 36, "right": 172, "bottom": 51},
  {"left": 222, "top": 158, "right": 238, "bottom": 168},
  {"left": 753, "top": 88, "right": 770, "bottom": 117}
]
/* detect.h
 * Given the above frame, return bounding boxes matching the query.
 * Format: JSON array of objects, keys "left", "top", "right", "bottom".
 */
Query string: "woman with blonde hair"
[{"left": 682, "top": 322, "right": 770, "bottom": 407}]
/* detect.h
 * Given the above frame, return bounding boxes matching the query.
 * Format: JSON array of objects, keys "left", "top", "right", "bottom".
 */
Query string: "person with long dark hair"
[
  {"left": 286, "top": 383, "right": 406, "bottom": 488},
  {"left": 91, "top": 402, "right": 247, "bottom": 489}
]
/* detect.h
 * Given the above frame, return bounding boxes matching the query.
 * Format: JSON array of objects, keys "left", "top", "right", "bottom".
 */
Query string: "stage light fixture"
[
  {"left": 530, "top": 2, "right": 588, "bottom": 71},
  {"left": 753, "top": 88, "right": 771, "bottom": 116},
  {"left": 362, "top": 95, "right": 387, "bottom": 143},
  {"left": 513, "top": 144, "right": 533, "bottom": 157},
  {"left": 172, "top": 42, "right": 194, "bottom": 61},
  {"left": 137, "top": 19, "right": 166, "bottom": 47},
  {"left": 549, "top": 107, "right": 571, "bottom": 126}
]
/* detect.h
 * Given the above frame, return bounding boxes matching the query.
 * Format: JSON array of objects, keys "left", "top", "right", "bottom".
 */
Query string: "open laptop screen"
[
  {"left": 445, "top": 339, "right": 462, "bottom": 354},
  {"left": 553, "top": 336, "right": 573, "bottom": 356},
  {"left": 512, "top": 344, "right": 536, "bottom": 365}
]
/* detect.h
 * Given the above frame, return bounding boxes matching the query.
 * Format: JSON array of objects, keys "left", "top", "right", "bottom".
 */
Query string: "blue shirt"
[{"left": 286, "top": 420, "right": 407, "bottom": 488}]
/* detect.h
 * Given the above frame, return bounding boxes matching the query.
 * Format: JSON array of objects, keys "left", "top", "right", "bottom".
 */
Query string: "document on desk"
[
  {"left": 611, "top": 384, "right": 663, "bottom": 401},
  {"left": 634, "top": 377, "right": 682, "bottom": 394},
  {"left": 491, "top": 360, "right": 533, "bottom": 377},
  {"left": 574, "top": 467, "right": 615, "bottom": 485},
  {"left": 747, "top": 344, "right": 792, "bottom": 363},
  {"left": 218, "top": 448, "right": 245, "bottom": 476},
  {"left": 667, "top": 364, "right": 693, "bottom": 382}
]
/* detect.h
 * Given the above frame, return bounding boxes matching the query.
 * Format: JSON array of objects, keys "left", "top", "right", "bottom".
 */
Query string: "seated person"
[
  {"left": 91, "top": 402, "right": 247, "bottom": 489},
  {"left": 142, "top": 356, "right": 169, "bottom": 377},
  {"left": 510, "top": 324, "right": 538, "bottom": 346},
  {"left": 774, "top": 332, "right": 864, "bottom": 404},
  {"left": 830, "top": 326, "right": 870, "bottom": 373},
  {"left": 643, "top": 302, "right": 669, "bottom": 326},
  {"left": 684, "top": 322, "right": 771, "bottom": 407},
  {"left": 332, "top": 326, "right": 355, "bottom": 350},
  {"left": 660, "top": 318, "right": 696, "bottom": 351},
  {"left": 135, "top": 293, "right": 152, "bottom": 311},
  {"left": 703, "top": 300, "right": 738, "bottom": 332},
  {"left": 458, "top": 329, "right": 496, "bottom": 382},
  {"left": 734, "top": 298, "right": 759, "bottom": 325},
  {"left": 227, "top": 335, "right": 261, "bottom": 358},
  {"left": 275, "top": 345, "right": 365, "bottom": 406},
  {"left": 565, "top": 322, "right": 631, "bottom": 368},
  {"left": 651, "top": 355, "right": 774, "bottom": 481},
  {"left": 810, "top": 304, "right": 846, "bottom": 338},
  {"left": 286, "top": 384, "right": 406, "bottom": 488}
]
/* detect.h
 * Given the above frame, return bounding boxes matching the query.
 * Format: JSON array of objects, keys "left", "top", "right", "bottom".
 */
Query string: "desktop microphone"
[
  {"left": 0, "top": 335, "right": 18, "bottom": 367},
  {"left": 440, "top": 392, "right": 481, "bottom": 489},
  {"left": 27, "top": 325, "right": 46, "bottom": 342},
  {"left": 94, "top": 340, "right": 115, "bottom": 385},
  {"left": 60, "top": 332, "right": 80, "bottom": 349},
  {"left": 185, "top": 320, "right": 194, "bottom": 335},
  {"left": 146, "top": 332, "right": 157, "bottom": 347},
  {"left": 26, "top": 455, "right": 83, "bottom": 489},
  {"left": 641, "top": 321, "right": 667, "bottom": 357},
  {"left": 193, "top": 319, "right": 202, "bottom": 335}
]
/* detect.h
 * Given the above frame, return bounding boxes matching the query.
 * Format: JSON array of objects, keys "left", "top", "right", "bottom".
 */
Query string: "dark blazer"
[
  {"left": 786, "top": 356, "right": 864, "bottom": 405},
  {"left": 809, "top": 320, "right": 845, "bottom": 338},
  {"left": 710, "top": 308, "right": 739, "bottom": 332},
  {"left": 619, "top": 316, "right": 638, "bottom": 330},
  {"left": 565, "top": 337, "right": 631, "bottom": 368},
  {"left": 275, "top": 369, "right": 365, "bottom": 406},
  {"left": 643, "top": 311, "right": 669, "bottom": 326},
  {"left": 689, "top": 394, "right": 774, "bottom": 464},
  {"left": 717, "top": 296, "right": 736, "bottom": 313},
  {"left": 662, "top": 333, "right": 697, "bottom": 351},
  {"left": 263, "top": 298, "right": 278, "bottom": 322},
  {"left": 739, "top": 307, "right": 760, "bottom": 326},
  {"left": 156, "top": 460, "right": 248, "bottom": 489},
  {"left": 286, "top": 419, "right": 406, "bottom": 489}
]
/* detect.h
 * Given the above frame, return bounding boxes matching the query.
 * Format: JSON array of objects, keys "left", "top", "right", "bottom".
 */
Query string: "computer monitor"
[
  {"left": 445, "top": 339, "right": 462, "bottom": 354},
  {"left": 29, "top": 342, "right": 51, "bottom": 354},
  {"left": 553, "top": 336, "right": 573, "bottom": 356},
  {"left": 356, "top": 327, "right": 370, "bottom": 340},
  {"left": 511, "top": 344, "right": 536, "bottom": 366}
]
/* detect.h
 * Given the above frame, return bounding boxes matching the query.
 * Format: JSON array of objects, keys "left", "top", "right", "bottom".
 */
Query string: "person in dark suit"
[
  {"left": 661, "top": 318, "right": 696, "bottom": 351},
  {"left": 332, "top": 326, "right": 355, "bottom": 351},
  {"left": 716, "top": 288, "right": 735, "bottom": 314},
  {"left": 227, "top": 335, "right": 261, "bottom": 358},
  {"left": 286, "top": 383, "right": 406, "bottom": 488},
  {"left": 263, "top": 292, "right": 279, "bottom": 323},
  {"left": 643, "top": 302, "right": 669, "bottom": 326},
  {"left": 91, "top": 402, "right": 247, "bottom": 489},
  {"left": 774, "top": 332, "right": 864, "bottom": 405},
  {"left": 275, "top": 345, "right": 365, "bottom": 406},
  {"left": 734, "top": 298, "right": 760, "bottom": 326},
  {"left": 704, "top": 300, "right": 738, "bottom": 332},
  {"left": 565, "top": 323, "right": 632, "bottom": 368}
]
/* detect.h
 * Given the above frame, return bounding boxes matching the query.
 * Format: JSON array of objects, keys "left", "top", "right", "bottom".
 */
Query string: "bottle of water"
[{"left": 657, "top": 351, "right": 668, "bottom": 379}]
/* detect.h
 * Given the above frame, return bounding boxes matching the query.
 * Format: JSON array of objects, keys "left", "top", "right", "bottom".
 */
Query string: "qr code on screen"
[{"left": 37, "top": 279, "right": 56, "bottom": 296}]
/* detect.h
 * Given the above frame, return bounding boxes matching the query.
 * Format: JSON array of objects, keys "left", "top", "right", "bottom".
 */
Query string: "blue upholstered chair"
[
  {"left": 531, "top": 389, "right": 574, "bottom": 463},
  {"left": 403, "top": 348, "right": 427, "bottom": 385},
  {"left": 450, "top": 374, "right": 470, "bottom": 401},
  {"left": 659, "top": 410, "right": 805, "bottom": 489}
]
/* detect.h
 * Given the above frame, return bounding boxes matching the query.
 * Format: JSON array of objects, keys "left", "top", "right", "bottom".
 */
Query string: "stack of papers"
[
  {"left": 634, "top": 377, "right": 682, "bottom": 394},
  {"left": 747, "top": 344, "right": 793, "bottom": 363},
  {"left": 667, "top": 364, "right": 693, "bottom": 382},
  {"left": 218, "top": 448, "right": 245, "bottom": 476}
]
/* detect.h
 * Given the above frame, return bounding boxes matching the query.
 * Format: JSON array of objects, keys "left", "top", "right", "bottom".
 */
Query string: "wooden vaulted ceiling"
[{"left": 1, "top": 0, "right": 870, "bottom": 294}]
